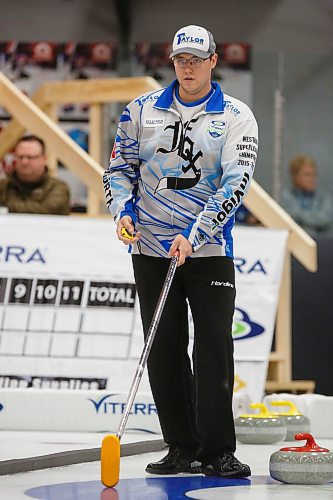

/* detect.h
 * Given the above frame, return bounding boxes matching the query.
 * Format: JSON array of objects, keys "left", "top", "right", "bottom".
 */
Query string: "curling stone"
[
  {"left": 269, "top": 433, "right": 333, "bottom": 484},
  {"left": 235, "top": 403, "right": 287, "bottom": 444},
  {"left": 270, "top": 400, "right": 311, "bottom": 440}
]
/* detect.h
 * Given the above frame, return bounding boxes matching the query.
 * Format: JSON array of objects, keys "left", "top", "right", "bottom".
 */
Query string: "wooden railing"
[{"left": 0, "top": 71, "right": 317, "bottom": 394}]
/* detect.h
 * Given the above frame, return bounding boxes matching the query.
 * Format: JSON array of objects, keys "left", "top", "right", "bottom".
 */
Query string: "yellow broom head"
[{"left": 101, "top": 434, "right": 121, "bottom": 488}]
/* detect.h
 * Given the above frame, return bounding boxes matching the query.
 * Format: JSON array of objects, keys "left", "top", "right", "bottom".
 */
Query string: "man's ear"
[{"left": 211, "top": 53, "right": 218, "bottom": 70}]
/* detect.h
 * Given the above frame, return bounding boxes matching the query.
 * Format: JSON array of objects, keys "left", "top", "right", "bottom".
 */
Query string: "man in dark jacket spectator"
[{"left": 0, "top": 135, "right": 70, "bottom": 215}]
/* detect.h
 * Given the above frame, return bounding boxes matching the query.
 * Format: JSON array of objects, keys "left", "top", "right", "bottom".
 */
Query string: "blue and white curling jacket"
[{"left": 103, "top": 80, "right": 258, "bottom": 258}]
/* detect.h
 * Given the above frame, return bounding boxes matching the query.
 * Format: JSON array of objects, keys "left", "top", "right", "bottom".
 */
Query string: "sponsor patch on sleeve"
[{"left": 110, "top": 141, "right": 117, "bottom": 160}]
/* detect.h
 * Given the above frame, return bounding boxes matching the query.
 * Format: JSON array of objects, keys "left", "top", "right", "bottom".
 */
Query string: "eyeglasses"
[
  {"left": 16, "top": 154, "right": 43, "bottom": 161},
  {"left": 173, "top": 57, "right": 208, "bottom": 68}
]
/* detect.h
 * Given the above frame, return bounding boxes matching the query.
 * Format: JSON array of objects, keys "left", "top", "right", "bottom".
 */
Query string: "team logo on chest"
[
  {"left": 155, "top": 118, "right": 203, "bottom": 193},
  {"left": 208, "top": 120, "right": 226, "bottom": 138}
]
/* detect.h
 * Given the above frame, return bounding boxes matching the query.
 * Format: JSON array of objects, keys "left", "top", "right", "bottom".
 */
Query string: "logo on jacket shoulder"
[
  {"left": 144, "top": 118, "right": 165, "bottom": 128},
  {"left": 208, "top": 120, "right": 226, "bottom": 138},
  {"left": 224, "top": 100, "right": 241, "bottom": 116}
]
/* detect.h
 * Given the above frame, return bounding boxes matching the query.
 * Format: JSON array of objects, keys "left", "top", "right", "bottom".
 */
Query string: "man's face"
[
  {"left": 14, "top": 140, "right": 47, "bottom": 183},
  {"left": 293, "top": 163, "right": 317, "bottom": 192},
  {"left": 173, "top": 52, "right": 218, "bottom": 102}
]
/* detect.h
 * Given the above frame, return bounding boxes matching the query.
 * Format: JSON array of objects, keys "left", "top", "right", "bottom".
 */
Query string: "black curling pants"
[{"left": 132, "top": 254, "right": 236, "bottom": 459}]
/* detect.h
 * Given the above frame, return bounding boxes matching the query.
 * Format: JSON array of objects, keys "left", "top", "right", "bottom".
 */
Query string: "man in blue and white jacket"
[{"left": 104, "top": 25, "right": 258, "bottom": 478}]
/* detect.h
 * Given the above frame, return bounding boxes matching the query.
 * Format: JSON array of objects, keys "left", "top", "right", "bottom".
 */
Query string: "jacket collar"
[{"left": 154, "top": 80, "right": 225, "bottom": 113}]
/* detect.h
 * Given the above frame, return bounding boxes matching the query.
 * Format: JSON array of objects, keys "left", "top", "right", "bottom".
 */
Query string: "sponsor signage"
[{"left": 0, "top": 215, "right": 287, "bottom": 404}]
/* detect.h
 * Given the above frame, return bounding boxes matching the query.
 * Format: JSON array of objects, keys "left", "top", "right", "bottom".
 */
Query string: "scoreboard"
[{"left": 0, "top": 276, "right": 136, "bottom": 359}]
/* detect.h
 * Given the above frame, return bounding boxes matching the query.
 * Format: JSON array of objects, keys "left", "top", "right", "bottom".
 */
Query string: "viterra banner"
[{"left": 0, "top": 215, "right": 287, "bottom": 406}]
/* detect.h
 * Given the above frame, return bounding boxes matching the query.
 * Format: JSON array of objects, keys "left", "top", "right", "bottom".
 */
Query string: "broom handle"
[{"left": 117, "top": 254, "right": 178, "bottom": 439}]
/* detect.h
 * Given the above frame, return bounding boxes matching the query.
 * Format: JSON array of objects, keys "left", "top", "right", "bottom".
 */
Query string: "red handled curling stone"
[
  {"left": 235, "top": 403, "right": 287, "bottom": 444},
  {"left": 269, "top": 433, "right": 333, "bottom": 484},
  {"left": 270, "top": 400, "right": 311, "bottom": 441}
]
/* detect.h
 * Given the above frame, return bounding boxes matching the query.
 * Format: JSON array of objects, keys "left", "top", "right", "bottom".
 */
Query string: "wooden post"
[
  {"left": 88, "top": 104, "right": 103, "bottom": 215},
  {"left": 274, "top": 249, "right": 292, "bottom": 383},
  {"left": 44, "top": 103, "right": 58, "bottom": 175}
]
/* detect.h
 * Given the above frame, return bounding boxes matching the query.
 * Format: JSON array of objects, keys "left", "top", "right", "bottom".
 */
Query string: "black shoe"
[
  {"left": 201, "top": 452, "right": 251, "bottom": 478},
  {"left": 145, "top": 446, "right": 202, "bottom": 475}
]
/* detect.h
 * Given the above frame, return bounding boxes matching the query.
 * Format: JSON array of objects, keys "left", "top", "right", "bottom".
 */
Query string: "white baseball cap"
[{"left": 170, "top": 25, "right": 216, "bottom": 59}]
